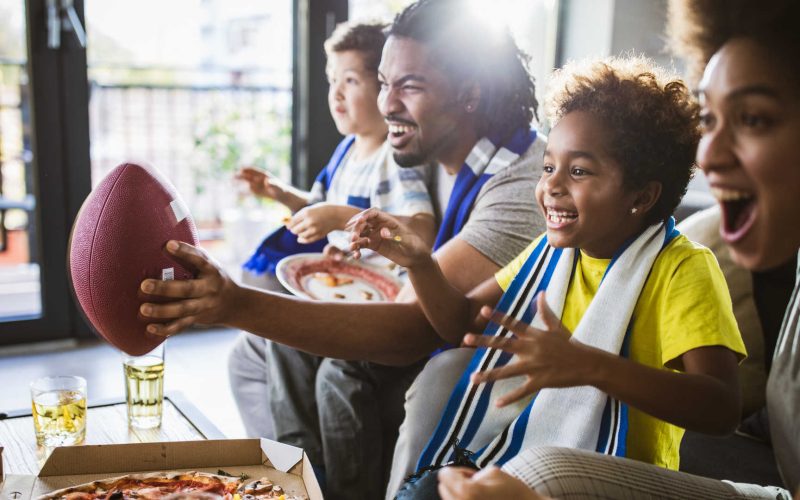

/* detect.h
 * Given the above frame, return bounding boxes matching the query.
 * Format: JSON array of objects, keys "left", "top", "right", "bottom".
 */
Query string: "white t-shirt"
[
  {"left": 434, "top": 165, "right": 458, "bottom": 223},
  {"left": 309, "top": 140, "right": 433, "bottom": 218}
]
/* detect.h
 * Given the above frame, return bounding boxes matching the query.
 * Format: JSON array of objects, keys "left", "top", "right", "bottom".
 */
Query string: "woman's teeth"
[
  {"left": 710, "top": 187, "right": 753, "bottom": 202},
  {"left": 546, "top": 208, "right": 577, "bottom": 224}
]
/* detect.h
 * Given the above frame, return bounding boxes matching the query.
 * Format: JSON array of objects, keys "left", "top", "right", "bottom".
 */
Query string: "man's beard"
[
  {"left": 392, "top": 127, "right": 459, "bottom": 168},
  {"left": 393, "top": 149, "right": 427, "bottom": 168}
]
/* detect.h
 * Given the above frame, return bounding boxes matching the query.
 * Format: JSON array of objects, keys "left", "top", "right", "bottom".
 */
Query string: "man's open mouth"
[
  {"left": 711, "top": 186, "right": 757, "bottom": 242},
  {"left": 387, "top": 122, "right": 417, "bottom": 146}
]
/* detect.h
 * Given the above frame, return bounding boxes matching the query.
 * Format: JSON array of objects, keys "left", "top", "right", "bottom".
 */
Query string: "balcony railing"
[{"left": 1, "top": 60, "right": 292, "bottom": 243}]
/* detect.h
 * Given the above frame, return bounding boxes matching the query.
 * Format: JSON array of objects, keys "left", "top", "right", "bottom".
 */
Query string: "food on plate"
[
  {"left": 278, "top": 255, "right": 401, "bottom": 302},
  {"left": 312, "top": 272, "right": 353, "bottom": 287},
  {"left": 334, "top": 293, "right": 346, "bottom": 299},
  {"left": 360, "top": 291, "right": 374, "bottom": 301},
  {"left": 37, "top": 471, "right": 305, "bottom": 500}
]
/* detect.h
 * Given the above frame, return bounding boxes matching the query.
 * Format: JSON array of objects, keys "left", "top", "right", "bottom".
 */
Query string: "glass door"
[
  {"left": 0, "top": 0, "right": 296, "bottom": 346},
  {"left": 0, "top": 0, "right": 92, "bottom": 345},
  {"left": 0, "top": 0, "right": 40, "bottom": 322}
]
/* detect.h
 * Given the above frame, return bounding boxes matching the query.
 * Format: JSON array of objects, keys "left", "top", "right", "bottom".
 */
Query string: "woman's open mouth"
[{"left": 712, "top": 186, "right": 757, "bottom": 243}]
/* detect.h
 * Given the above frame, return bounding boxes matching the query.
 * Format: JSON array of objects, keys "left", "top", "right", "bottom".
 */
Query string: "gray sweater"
[{"left": 766, "top": 251, "right": 800, "bottom": 492}]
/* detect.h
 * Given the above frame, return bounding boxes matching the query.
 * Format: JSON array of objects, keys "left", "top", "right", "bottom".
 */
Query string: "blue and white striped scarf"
[
  {"left": 433, "top": 128, "right": 537, "bottom": 250},
  {"left": 242, "top": 136, "right": 355, "bottom": 275},
  {"left": 418, "top": 218, "right": 679, "bottom": 469}
]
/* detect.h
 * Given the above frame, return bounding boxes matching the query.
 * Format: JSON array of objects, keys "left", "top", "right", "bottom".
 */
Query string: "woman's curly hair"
[
  {"left": 545, "top": 57, "right": 700, "bottom": 226},
  {"left": 389, "top": 0, "right": 538, "bottom": 139},
  {"left": 668, "top": 0, "right": 800, "bottom": 86}
]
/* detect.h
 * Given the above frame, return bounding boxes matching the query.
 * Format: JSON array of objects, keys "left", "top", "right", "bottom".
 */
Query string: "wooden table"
[{"left": 0, "top": 393, "right": 225, "bottom": 475}]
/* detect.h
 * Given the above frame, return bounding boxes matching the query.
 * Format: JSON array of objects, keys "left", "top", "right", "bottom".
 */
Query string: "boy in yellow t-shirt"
[
  {"left": 347, "top": 57, "right": 746, "bottom": 490},
  {"left": 494, "top": 231, "right": 743, "bottom": 468}
]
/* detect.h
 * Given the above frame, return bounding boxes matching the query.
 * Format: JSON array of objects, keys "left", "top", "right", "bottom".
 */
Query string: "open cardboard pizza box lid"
[{"left": 0, "top": 439, "right": 323, "bottom": 499}]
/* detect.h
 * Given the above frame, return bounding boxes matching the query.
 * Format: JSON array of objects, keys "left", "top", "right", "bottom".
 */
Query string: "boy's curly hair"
[
  {"left": 324, "top": 21, "right": 388, "bottom": 75},
  {"left": 545, "top": 57, "right": 700, "bottom": 226},
  {"left": 667, "top": 0, "right": 800, "bottom": 86}
]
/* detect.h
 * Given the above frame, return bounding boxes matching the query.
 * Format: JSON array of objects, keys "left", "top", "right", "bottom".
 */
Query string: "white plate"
[{"left": 276, "top": 253, "right": 402, "bottom": 302}]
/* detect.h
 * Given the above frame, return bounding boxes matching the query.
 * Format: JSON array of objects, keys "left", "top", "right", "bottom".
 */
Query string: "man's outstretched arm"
[{"left": 139, "top": 241, "right": 441, "bottom": 365}]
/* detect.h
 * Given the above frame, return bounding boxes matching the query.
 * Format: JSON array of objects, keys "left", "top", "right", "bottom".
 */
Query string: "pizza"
[{"left": 36, "top": 470, "right": 306, "bottom": 500}]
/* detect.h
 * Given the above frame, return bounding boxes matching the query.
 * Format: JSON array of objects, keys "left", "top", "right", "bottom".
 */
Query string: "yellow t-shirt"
[{"left": 495, "top": 233, "right": 747, "bottom": 470}]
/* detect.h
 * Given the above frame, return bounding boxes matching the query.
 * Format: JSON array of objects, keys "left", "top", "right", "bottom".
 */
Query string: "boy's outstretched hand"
[
  {"left": 463, "top": 292, "right": 598, "bottom": 407},
  {"left": 235, "top": 167, "right": 283, "bottom": 201},
  {"left": 139, "top": 241, "right": 239, "bottom": 338},
  {"left": 437, "top": 466, "right": 547, "bottom": 500},
  {"left": 345, "top": 207, "right": 429, "bottom": 268}
]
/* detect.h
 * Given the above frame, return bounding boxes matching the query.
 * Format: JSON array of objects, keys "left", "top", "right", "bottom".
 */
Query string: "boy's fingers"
[
  {"left": 495, "top": 381, "right": 537, "bottom": 407},
  {"left": 350, "top": 236, "right": 372, "bottom": 249},
  {"left": 486, "top": 309, "right": 532, "bottom": 337},
  {"left": 537, "top": 292, "right": 563, "bottom": 332},
  {"left": 471, "top": 362, "right": 530, "bottom": 384},
  {"left": 380, "top": 227, "right": 403, "bottom": 241},
  {"left": 463, "top": 333, "right": 520, "bottom": 354}
]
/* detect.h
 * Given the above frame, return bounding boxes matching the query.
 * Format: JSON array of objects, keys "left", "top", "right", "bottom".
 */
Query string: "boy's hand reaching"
[
  {"left": 236, "top": 167, "right": 284, "bottom": 200},
  {"left": 437, "top": 466, "right": 547, "bottom": 500},
  {"left": 345, "top": 207, "right": 429, "bottom": 268},
  {"left": 287, "top": 203, "right": 343, "bottom": 244},
  {"left": 463, "top": 292, "right": 597, "bottom": 407}
]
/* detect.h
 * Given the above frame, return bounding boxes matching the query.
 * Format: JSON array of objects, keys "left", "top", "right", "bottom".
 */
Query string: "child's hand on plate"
[{"left": 345, "top": 208, "right": 429, "bottom": 268}]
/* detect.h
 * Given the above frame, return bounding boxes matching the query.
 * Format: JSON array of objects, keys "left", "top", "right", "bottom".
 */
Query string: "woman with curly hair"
[
  {"left": 435, "top": 0, "right": 800, "bottom": 498},
  {"left": 349, "top": 56, "right": 746, "bottom": 499}
]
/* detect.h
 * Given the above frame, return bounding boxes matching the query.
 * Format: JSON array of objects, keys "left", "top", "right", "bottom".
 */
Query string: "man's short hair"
[
  {"left": 324, "top": 21, "right": 388, "bottom": 74},
  {"left": 388, "top": 0, "right": 538, "bottom": 139}
]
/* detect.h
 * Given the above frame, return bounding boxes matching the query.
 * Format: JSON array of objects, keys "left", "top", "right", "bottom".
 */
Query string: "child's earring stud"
[
  {"left": 630, "top": 207, "right": 638, "bottom": 214},
  {"left": 466, "top": 104, "right": 473, "bottom": 112}
]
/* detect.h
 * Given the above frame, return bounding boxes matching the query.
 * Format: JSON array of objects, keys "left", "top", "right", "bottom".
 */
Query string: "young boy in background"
[
  {"left": 229, "top": 21, "right": 435, "bottom": 442},
  {"left": 237, "top": 21, "right": 434, "bottom": 286}
]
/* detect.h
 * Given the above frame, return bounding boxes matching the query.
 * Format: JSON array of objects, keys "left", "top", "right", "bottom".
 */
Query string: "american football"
[{"left": 68, "top": 162, "right": 199, "bottom": 355}]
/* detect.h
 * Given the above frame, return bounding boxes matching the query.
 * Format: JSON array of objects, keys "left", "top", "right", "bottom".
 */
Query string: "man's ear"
[
  {"left": 459, "top": 82, "right": 481, "bottom": 113},
  {"left": 633, "top": 181, "right": 662, "bottom": 215}
]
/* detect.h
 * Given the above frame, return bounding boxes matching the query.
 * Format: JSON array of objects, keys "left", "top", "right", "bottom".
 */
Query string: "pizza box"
[{"left": 0, "top": 438, "right": 323, "bottom": 499}]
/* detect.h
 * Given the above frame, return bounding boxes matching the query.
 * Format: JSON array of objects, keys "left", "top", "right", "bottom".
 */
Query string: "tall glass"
[
  {"left": 123, "top": 343, "right": 165, "bottom": 429},
  {"left": 30, "top": 376, "right": 87, "bottom": 447}
]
